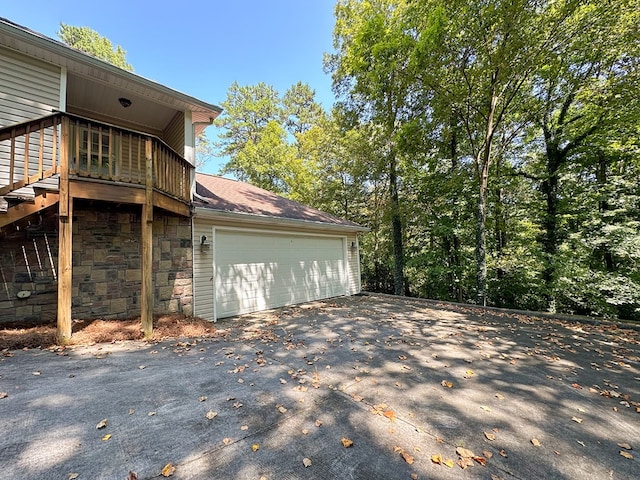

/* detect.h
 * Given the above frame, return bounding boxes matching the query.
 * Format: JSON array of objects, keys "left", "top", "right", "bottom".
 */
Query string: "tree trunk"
[
  {"left": 475, "top": 160, "right": 489, "bottom": 306},
  {"left": 389, "top": 149, "right": 405, "bottom": 296},
  {"left": 541, "top": 144, "right": 562, "bottom": 311}
]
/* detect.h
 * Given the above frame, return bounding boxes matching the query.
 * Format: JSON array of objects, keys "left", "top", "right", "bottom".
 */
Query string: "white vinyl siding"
[
  {"left": 0, "top": 47, "right": 60, "bottom": 127},
  {"left": 347, "top": 234, "right": 362, "bottom": 295},
  {"left": 214, "top": 229, "right": 347, "bottom": 319},
  {"left": 0, "top": 48, "right": 61, "bottom": 196},
  {"left": 162, "top": 111, "right": 184, "bottom": 156},
  {"left": 192, "top": 221, "right": 215, "bottom": 322}
]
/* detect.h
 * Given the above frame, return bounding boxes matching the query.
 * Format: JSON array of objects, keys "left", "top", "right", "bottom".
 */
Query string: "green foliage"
[{"left": 57, "top": 23, "right": 133, "bottom": 71}]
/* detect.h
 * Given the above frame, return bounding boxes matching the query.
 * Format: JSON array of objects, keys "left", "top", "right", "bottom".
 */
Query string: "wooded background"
[{"left": 205, "top": 0, "right": 640, "bottom": 320}]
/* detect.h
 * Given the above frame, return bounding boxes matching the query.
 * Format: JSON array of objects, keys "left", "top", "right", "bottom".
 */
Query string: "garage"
[
  {"left": 192, "top": 173, "right": 366, "bottom": 321},
  {"left": 214, "top": 229, "right": 347, "bottom": 318}
]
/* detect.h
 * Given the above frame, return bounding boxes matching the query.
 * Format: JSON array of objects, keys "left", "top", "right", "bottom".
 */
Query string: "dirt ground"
[{"left": 0, "top": 314, "right": 222, "bottom": 351}]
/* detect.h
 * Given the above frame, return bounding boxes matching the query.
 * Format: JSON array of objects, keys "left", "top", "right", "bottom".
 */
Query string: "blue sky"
[{"left": 2, "top": 1, "right": 338, "bottom": 173}]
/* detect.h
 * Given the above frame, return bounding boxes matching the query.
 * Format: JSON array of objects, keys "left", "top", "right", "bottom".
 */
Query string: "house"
[{"left": 0, "top": 17, "right": 365, "bottom": 341}]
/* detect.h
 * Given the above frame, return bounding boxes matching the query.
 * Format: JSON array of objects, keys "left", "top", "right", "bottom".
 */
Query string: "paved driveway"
[{"left": 1, "top": 294, "right": 639, "bottom": 479}]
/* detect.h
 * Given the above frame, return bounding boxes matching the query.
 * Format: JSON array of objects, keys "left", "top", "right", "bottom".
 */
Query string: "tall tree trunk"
[
  {"left": 476, "top": 160, "right": 489, "bottom": 306},
  {"left": 596, "top": 151, "right": 615, "bottom": 271},
  {"left": 448, "top": 122, "right": 463, "bottom": 302},
  {"left": 541, "top": 142, "right": 563, "bottom": 311},
  {"left": 389, "top": 148, "right": 405, "bottom": 296},
  {"left": 475, "top": 86, "right": 498, "bottom": 307}
]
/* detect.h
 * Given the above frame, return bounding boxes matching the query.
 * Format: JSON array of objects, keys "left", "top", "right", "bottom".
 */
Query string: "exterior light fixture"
[{"left": 118, "top": 97, "right": 132, "bottom": 108}]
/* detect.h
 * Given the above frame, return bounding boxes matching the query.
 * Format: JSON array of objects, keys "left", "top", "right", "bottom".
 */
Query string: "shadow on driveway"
[{"left": 1, "top": 294, "right": 638, "bottom": 479}]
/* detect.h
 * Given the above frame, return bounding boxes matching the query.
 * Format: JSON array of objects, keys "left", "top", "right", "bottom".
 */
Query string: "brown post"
[
  {"left": 57, "top": 116, "right": 72, "bottom": 343},
  {"left": 141, "top": 139, "right": 154, "bottom": 337}
]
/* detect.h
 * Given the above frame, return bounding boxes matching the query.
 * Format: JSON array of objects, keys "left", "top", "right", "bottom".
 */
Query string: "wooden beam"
[
  {"left": 69, "top": 180, "right": 145, "bottom": 204},
  {"left": 0, "top": 192, "right": 59, "bottom": 229},
  {"left": 152, "top": 191, "right": 190, "bottom": 217},
  {"left": 57, "top": 197, "right": 72, "bottom": 344},
  {"left": 141, "top": 139, "right": 154, "bottom": 337},
  {"left": 59, "top": 117, "right": 70, "bottom": 217}
]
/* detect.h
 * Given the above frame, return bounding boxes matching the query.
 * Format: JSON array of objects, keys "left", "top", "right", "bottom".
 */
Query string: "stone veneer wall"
[{"left": 0, "top": 200, "right": 193, "bottom": 324}]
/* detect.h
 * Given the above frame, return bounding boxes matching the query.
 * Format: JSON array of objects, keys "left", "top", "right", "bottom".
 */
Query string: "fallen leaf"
[
  {"left": 198, "top": 396, "right": 207, "bottom": 402},
  {"left": 341, "top": 437, "right": 354, "bottom": 448},
  {"left": 431, "top": 454, "right": 443, "bottom": 464},
  {"left": 411, "top": 474, "right": 418, "bottom": 480},
  {"left": 484, "top": 432, "right": 496, "bottom": 441},
  {"left": 456, "top": 447, "right": 475, "bottom": 458},
  {"left": 278, "top": 406, "right": 288, "bottom": 414},
  {"left": 480, "top": 405, "right": 491, "bottom": 412},
  {"left": 68, "top": 473, "right": 79, "bottom": 479},
  {"left": 441, "top": 380, "right": 453, "bottom": 388},
  {"left": 303, "top": 457, "right": 312, "bottom": 467},
  {"left": 101, "top": 434, "right": 112, "bottom": 441},
  {"left": 458, "top": 457, "right": 474, "bottom": 469},
  {"left": 0, "top": 392, "right": 8, "bottom": 399},
  {"left": 148, "top": 411, "right": 156, "bottom": 416},
  {"left": 315, "top": 419, "right": 323, "bottom": 427},
  {"left": 251, "top": 443, "right": 260, "bottom": 452},
  {"left": 96, "top": 419, "right": 108, "bottom": 429},
  {"left": 465, "top": 370, "right": 474, "bottom": 376},
  {"left": 483, "top": 450, "right": 493, "bottom": 459},
  {"left": 383, "top": 410, "right": 396, "bottom": 422},
  {"left": 531, "top": 438, "right": 541, "bottom": 447},
  {"left": 443, "top": 458, "right": 455, "bottom": 468},
  {"left": 240, "top": 425, "right": 248, "bottom": 431},
  {"left": 128, "top": 409, "right": 135, "bottom": 415},
  {"left": 495, "top": 393, "right": 505, "bottom": 400},
  {"left": 401, "top": 452, "right": 414, "bottom": 465},
  {"left": 127, "top": 472, "right": 138, "bottom": 480},
  {"left": 499, "top": 449, "right": 507, "bottom": 457},
  {"left": 572, "top": 383, "right": 583, "bottom": 389},
  {"left": 222, "top": 438, "right": 232, "bottom": 445},
  {"left": 233, "top": 402, "right": 243, "bottom": 409},
  {"left": 571, "top": 416, "right": 583, "bottom": 424},
  {"left": 620, "top": 451, "right": 633, "bottom": 460},
  {"left": 618, "top": 442, "right": 632, "bottom": 450},
  {"left": 473, "top": 456, "right": 487, "bottom": 466},
  {"left": 205, "top": 410, "right": 218, "bottom": 420},
  {"left": 33, "top": 371, "right": 41, "bottom": 375},
  {"left": 161, "top": 463, "right": 176, "bottom": 477}
]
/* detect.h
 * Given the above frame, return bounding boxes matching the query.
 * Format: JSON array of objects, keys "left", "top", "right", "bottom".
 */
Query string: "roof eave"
[
  {"left": 0, "top": 18, "right": 222, "bottom": 117},
  {"left": 193, "top": 205, "right": 369, "bottom": 233}
]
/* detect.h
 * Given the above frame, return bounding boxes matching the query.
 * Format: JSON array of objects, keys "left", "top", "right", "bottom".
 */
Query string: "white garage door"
[{"left": 214, "top": 230, "right": 347, "bottom": 318}]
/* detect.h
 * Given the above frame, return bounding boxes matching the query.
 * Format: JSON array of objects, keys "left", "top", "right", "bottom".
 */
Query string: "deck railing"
[{"left": 0, "top": 112, "right": 192, "bottom": 203}]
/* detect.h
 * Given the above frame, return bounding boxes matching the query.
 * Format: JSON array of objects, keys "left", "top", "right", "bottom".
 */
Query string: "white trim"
[
  {"left": 212, "top": 226, "right": 217, "bottom": 322},
  {"left": 356, "top": 234, "right": 362, "bottom": 293},
  {"left": 59, "top": 66, "right": 67, "bottom": 111},
  {"left": 212, "top": 224, "right": 350, "bottom": 239},
  {"left": 194, "top": 206, "right": 367, "bottom": 234},
  {"left": 342, "top": 236, "right": 349, "bottom": 295}
]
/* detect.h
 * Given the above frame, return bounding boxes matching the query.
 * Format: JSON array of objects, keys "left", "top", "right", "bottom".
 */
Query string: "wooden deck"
[{"left": 0, "top": 112, "right": 195, "bottom": 342}]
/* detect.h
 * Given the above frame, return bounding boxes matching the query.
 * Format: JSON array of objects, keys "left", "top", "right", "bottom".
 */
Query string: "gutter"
[{"left": 193, "top": 205, "right": 369, "bottom": 234}]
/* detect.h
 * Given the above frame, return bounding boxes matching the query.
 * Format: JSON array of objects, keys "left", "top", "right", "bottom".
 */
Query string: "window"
[{"left": 70, "top": 124, "right": 119, "bottom": 177}]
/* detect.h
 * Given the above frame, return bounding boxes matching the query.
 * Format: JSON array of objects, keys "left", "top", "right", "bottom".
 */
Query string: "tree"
[
  {"left": 328, "top": 0, "right": 417, "bottom": 295},
  {"left": 57, "top": 23, "right": 133, "bottom": 71}
]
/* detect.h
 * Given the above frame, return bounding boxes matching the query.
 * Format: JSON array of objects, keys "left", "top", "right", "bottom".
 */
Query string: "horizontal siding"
[
  {"left": 1, "top": 47, "right": 60, "bottom": 197},
  {"left": 347, "top": 234, "right": 361, "bottom": 295},
  {"left": 162, "top": 111, "right": 184, "bottom": 156},
  {"left": 193, "top": 221, "right": 214, "bottom": 321},
  {"left": 0, "top": 47, "right": 60, "bottom": 126}
]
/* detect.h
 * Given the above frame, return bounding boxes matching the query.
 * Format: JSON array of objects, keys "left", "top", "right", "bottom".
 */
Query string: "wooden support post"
[
  {"left": 141, "top": 139, "right": 154, "bottom": 337},
  {"left": 57, "top": 117, "right": 72, "bottom": 343}
]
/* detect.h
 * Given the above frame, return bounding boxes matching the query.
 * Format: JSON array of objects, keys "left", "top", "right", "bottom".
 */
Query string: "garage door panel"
[{"left": 214, "top": 231, "right": 345, "bottom": 318}]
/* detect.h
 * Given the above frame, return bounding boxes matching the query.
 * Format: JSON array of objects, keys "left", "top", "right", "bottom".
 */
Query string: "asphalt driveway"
[{"left": 1, "top": 294, "right": 638, "bottom": 479}]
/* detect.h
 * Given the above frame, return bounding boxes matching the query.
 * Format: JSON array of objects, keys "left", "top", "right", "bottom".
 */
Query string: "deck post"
[
  {"left": 57, "top": 116, "right": 72, "bottom": 343},
  {"left": 141, "top": 139, "right": 154, "bottom": 337}
]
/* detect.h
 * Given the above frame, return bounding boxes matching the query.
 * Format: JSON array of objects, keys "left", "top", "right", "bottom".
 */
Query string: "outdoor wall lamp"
[{"left": 200, "top": 235, "right": 210, "bottom": 249}]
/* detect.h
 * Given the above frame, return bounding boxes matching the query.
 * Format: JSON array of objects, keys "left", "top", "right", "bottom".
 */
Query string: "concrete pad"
[{"left": 0, "top": 294, "right": 638, "bottom": 479}]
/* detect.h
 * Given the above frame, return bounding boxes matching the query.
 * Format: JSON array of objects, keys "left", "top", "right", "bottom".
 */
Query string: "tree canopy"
[{"left": 57, "top": 23, "right": 133, "bottom": 71}]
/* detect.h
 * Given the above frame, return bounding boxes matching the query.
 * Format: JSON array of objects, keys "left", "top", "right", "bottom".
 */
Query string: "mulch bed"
[{"left": 0, "top": 314, "right": 221, "bottom": 351}]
